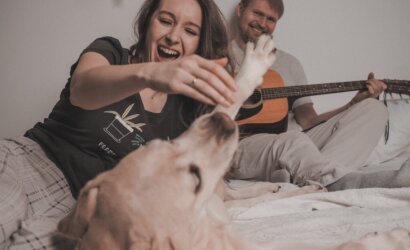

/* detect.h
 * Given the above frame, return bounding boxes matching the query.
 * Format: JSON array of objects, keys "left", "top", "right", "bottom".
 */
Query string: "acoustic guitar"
[{"left": 236, "top": 70, "right": 410, "bottom": 137}]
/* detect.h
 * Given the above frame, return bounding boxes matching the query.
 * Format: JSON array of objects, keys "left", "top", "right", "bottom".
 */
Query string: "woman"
[{"left": 0, "top": 0, "right": 235, "bottom": 247}]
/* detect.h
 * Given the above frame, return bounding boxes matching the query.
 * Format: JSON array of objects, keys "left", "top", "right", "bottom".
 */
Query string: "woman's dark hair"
[
  {"left": 129, "top": 0, "right": 231, "bottom": 65},
  {"left": 129, "top": 0, "right": 232, "bottom": 125}
]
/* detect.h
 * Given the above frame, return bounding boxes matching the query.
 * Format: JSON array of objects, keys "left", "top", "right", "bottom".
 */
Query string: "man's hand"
[{"left": 349, "top": 72, "right": 387, "bottom": 107}]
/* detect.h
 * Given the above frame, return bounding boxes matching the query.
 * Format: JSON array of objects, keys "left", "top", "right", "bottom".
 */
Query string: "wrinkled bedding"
[
  {"left": 228, "top": 157, "right": 410, "bottom": 246},
  {"left": 227, "top": 99, "right": 410, "bottom": 246}
]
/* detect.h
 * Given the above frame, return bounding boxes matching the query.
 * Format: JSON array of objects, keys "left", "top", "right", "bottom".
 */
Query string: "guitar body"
[
  {"left": 236, "top": 70, "right": 289, "bottom": 136},
  {"left": 234, "top": 69, "right": 409, "bottom": 138}
]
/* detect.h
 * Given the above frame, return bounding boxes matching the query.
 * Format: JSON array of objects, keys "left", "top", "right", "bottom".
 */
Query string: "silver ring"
[{"left": 191, "top": 77, "right": 197, "bottom": 86}]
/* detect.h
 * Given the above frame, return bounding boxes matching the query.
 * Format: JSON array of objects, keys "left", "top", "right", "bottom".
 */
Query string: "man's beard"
[{"left": 239, "top": 21, "right": 268, "bottom": 44}]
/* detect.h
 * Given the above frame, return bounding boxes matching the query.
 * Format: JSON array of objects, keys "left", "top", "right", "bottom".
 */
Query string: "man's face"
[{"left": 236, "top": 0, "right": 279, "bottom": 45}]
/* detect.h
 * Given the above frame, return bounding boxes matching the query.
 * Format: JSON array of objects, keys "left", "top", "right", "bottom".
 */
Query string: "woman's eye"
[
  {"left": 159, "top": 18, "right": 173, "bottom": 26},
  {"left": 185, "top": 28, "right": 198, "bottom": 36}
]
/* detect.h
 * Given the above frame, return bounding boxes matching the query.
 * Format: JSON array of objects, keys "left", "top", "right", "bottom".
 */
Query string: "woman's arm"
[{"left": 70, "top": 52, "right": 236, "bottom": 110}]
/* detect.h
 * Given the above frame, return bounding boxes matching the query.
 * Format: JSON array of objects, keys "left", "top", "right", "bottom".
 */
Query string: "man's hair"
[
  {"left": 130, "top": 0, "right": 230, "bottom": 64},
  {"left": 240, "top": 0, "right": 284, "bottom": 18}
]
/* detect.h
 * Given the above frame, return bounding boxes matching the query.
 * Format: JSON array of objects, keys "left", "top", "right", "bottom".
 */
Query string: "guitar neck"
[
  {"left": 260, "top": 79, "right": 410, "bottom": 100},
  {"left": 261, "top": 80, "right": 368, "bottom": 99}
]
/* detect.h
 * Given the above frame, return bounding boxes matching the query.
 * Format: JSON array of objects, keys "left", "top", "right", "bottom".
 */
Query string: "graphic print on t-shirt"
[{"left": 103, "top": 103, "right": 146, "bottom": 143}]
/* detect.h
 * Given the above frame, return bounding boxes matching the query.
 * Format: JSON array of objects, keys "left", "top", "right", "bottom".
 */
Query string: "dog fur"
[{"left": 58, "top": 35, "right": 410, "bottom": 249}]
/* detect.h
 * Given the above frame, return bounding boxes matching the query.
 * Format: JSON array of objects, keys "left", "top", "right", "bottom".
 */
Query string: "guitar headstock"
[{"left": 384, "top": 79, "right": 410, "bottom": 97}]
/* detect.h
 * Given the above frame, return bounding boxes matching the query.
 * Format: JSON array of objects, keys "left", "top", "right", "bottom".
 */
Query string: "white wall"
[
  {"left": 1, "top": 0, "right": 409, "bottom": 138},
  {"left": 276, "top": 0, "right": 410, "bottom": 113}
]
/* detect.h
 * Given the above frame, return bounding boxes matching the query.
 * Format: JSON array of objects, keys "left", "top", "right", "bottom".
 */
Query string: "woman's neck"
[{"left": 139, "top": 88, "right": 168, "bottom": 113}]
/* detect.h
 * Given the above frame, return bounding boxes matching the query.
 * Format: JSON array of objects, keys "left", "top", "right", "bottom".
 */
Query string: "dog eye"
[{"left": 189, "top": 164, "right": 202, "bottom": 194}]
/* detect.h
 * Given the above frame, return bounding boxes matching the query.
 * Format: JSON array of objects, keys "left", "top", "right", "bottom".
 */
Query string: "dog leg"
[
  {"left": 215, "top": 34, "right": 276, "bottom": 119},
  {"left": 225, "top": 184, "right": 326, "bottom": 208},
  {"left": 224, "top": 181, "right": 281, "bottom": 201}
]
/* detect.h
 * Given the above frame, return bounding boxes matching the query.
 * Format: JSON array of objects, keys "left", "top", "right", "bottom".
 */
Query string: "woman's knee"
[{"left": 0, "top": 152, "right": 28, "bottom": 243}]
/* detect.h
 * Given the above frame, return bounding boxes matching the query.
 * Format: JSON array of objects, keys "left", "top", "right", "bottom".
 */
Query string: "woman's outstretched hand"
[{"left": 145, "top": 55, "right": 237, "bottom": 107}]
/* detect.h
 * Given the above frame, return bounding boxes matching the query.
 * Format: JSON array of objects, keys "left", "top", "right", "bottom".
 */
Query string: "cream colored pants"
[{"left": 229, "top": 99, "right": 388, "bottom": 187}]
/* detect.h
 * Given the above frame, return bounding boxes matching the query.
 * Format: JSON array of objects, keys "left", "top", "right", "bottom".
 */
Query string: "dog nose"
[{"left": 208, "top": 112, "right": 237, "bottom": 140}]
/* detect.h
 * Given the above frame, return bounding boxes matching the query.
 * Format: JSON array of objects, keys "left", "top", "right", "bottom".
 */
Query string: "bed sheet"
[{"left": 228, "top": 161, "right": 410, "bottom": 246}]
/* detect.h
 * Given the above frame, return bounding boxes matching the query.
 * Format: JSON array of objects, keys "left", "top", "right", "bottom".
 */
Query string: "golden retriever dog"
[
  {"left": 58, "top": 35, "right": 410, "bottom": 249},
  {"left": 58, "top": 110, "right": 410, "bottom": 250}
]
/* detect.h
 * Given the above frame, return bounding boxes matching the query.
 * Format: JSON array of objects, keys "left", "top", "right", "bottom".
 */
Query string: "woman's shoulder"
[
  {"left": 88, "top": 36, "right": 123, "bottom": 49},
  {"left": 82, "top": 36, "right": 129, "bottom": 65}
]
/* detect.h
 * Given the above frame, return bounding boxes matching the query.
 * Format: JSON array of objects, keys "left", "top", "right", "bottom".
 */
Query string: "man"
[{"left": 228, "top": 0, "right": 390, "bottom": 190}]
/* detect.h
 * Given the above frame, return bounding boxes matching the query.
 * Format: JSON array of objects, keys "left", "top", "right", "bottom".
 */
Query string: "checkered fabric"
[{"left": 0, "top": 137, "right": 76, "bottom": 249}]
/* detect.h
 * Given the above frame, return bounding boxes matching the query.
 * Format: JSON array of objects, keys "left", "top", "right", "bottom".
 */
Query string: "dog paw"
[
  {"left": 300, "top": 184, "right": 327, "bottom": 193},
  {"left": 338, "top": 228, "right": 410, "bottom": 250},
  {"left": 235, "top": 34, "right": 276, "bottom": 98},
  {"left": 253, "top": 182, "right": 281, "bottom": 193}
]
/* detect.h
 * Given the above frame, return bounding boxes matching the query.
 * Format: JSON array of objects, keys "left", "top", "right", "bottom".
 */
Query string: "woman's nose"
[{"left": 165, "top": 27, "right": 181, "bottom": 45}]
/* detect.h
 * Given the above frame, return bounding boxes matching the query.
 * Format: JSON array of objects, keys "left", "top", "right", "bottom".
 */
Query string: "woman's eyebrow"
[{"left": 158, "top": 10, "right": 201, "bottom": 29}]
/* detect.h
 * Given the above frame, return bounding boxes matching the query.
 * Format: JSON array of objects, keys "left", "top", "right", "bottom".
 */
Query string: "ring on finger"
[{"left": 191, "top": 77, "right": 197, "bottom": 87}]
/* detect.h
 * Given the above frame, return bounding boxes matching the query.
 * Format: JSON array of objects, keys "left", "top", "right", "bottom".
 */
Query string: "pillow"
[{"left": 366, "top": 99, "right": 410, "bottom": 165}]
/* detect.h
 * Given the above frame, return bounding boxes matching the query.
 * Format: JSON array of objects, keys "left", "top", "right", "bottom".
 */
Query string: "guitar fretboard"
[{"left": 257, "top": 79, "right": 409, "bottom": 100}]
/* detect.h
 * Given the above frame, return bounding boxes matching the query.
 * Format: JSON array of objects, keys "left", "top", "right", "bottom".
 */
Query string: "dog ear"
[{"left": 58, "top": 183, "right": 99, "bottom": 239}]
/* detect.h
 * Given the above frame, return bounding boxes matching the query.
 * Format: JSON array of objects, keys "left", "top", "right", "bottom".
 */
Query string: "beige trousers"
[{"left": 229, "top": 99, "right": 388, "bottom": 187}]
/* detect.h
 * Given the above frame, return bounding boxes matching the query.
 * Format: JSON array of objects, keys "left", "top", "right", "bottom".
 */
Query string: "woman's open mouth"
[{"left": 157, "top": 45, "right": 181, "bottom": 61}]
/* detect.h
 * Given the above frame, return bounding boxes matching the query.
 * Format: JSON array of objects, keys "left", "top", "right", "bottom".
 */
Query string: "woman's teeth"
[{"left": 158, "top": 46, "right": 180, "bottom": 59}]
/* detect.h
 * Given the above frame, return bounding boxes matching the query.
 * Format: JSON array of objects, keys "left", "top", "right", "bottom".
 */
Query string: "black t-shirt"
[{"left": 25, "top": 37, "right": 196, "bottom": 198}]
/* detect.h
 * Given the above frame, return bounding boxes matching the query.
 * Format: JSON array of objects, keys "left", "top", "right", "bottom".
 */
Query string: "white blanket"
[
  {"left": 228, "top": 181, "right": 410, "bottom": 246},
  {"left": 227, "top": 99, "right": 410, "bottom": 246}
]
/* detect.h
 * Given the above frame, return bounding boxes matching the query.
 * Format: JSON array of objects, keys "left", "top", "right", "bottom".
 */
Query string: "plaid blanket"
[{"left": 0, "top": 137, "right": 75, "bottom": 249}]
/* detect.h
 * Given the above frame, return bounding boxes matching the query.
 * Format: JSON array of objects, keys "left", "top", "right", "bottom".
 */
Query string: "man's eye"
[
  {"left": 254, "top": 11, "right": 263, "bottom": 17},
  {"left": 267, "top": 17, "right": 276, "bottom": 23},
  {"left": 189, "top": 164, "right": 202, "bottom": 194}
]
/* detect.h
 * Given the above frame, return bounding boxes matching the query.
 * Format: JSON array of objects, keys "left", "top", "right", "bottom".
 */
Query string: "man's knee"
[
  {"left": 355, "top": 99, "right": 388, "bottom": 123},
  {"left": 276, "top": 130, "right": 312, "bottom": 146}
]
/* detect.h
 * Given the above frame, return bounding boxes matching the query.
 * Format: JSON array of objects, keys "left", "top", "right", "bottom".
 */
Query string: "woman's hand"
[
  {"left": 349, "top": 72, "right": 387, "bottom": 106},
  {"left": 143, "top": 55, "right": 237, "bottom": 107},
  {"left": 70, "top": 53, "right": 236, "bottom": 110}
]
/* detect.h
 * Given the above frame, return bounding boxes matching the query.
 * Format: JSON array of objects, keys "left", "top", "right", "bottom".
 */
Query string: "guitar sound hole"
[{"left": 244, "top": 89, "right": 262, "bottom": 106}]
